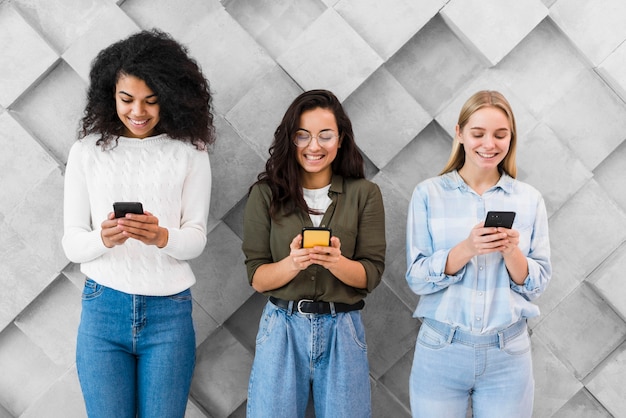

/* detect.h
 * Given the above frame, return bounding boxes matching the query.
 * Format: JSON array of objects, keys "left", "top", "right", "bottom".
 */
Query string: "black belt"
[{"left": 269, "top": 296, "right": 364, "bottom": 314}]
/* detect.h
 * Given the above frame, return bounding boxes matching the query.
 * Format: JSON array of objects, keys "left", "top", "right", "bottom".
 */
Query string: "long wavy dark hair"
[
  {"left": 79, "top": 29, "right": 215, "bottom": 150},
  {"left": 254, "top": 89, "right": 365, "bottom": 220}
]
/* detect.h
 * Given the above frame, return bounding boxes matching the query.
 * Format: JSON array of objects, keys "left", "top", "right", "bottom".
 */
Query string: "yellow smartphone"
[{"left": 301, "top": 227, "right": 332, "bottom": 248}]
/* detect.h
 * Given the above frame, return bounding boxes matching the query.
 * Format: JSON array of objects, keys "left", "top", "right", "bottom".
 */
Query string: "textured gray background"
[{"left": 1, "top": 0, "right": 626, "bottom": 417}]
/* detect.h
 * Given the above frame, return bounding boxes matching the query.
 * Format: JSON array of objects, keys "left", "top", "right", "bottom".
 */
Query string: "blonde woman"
[{"left": 406, "top": 91, "right": 551, "bottom": 417}]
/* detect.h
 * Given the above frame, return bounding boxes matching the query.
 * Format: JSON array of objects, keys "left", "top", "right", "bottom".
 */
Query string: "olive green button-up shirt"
[{"left": 242, "top": 174, "right": 386, "bottom": 304}]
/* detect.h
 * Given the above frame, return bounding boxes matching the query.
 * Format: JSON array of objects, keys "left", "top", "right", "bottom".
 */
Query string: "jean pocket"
[
  {"left": 503, "top": 330, "right": 531, "bottom": 356},
  {"left": 82, "top": 278, "right": 104, "bottom": 300},
  {"left": 256, "top": 303, "right": 278, "bottom": 346},
  {"left": 417, "top": 322, "right": 448, "bottom": 350},
  {"left": 342, "top": 311, "right": 367, "bottom": 351}
]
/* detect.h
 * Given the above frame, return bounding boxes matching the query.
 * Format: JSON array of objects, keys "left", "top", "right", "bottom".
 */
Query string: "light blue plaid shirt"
[{"left": 406, "top": 171, "right": 551, "bottom": 333}]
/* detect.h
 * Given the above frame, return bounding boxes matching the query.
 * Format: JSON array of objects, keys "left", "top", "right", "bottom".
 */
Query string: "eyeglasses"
[{"left": 293, "top": 130, "right": 338, "bottom": 147}]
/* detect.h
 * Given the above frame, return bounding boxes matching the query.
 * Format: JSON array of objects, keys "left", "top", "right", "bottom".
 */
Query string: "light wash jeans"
[
  {"left": 247, "top": 300, "right": 371, "bottom": 418},
  {"left": 76, "top": 279, "right": 195, "bottom": 418},
  {"left": 410, "top": 318, "right": 534, "bottom": 418}
]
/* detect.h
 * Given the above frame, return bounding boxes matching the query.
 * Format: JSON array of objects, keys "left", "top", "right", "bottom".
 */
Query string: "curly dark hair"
[
  {"left": 79, "top": 29, "right": 215, "bottom": 150},
  {"left": 254, "top": 89, "right": 365, "bottom": 219}
]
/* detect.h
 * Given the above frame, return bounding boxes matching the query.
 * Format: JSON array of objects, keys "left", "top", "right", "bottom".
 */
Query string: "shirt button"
[
  {"left": 479, "top": 266, "right": 484, "bottom": 271},
  {"left": 478, "top": 292, "right": 483, "bottom": 296},
  {"left": 311, "top": 276, "right": 315, "bottom": 281},
  {"left": 476, "top": 317, "right": 482, "bottom": 321}
]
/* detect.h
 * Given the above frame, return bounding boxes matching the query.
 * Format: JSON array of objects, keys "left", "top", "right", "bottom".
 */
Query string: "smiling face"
[
  {"left": 457, "top": 106, "right": 511, "bottom": 176},
  {"left": 295, "top": 107, "right": 341, "bottom": 189},
  {"left": 115, "top": 74, "right": 160, "bottom": 139}
]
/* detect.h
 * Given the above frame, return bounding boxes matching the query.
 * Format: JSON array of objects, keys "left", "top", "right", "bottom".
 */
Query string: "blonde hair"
[{"left": 440, "top": 90, "right": 517, "bottom": 178}]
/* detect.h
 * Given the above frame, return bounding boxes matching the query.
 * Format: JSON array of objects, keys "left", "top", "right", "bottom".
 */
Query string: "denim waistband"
[{"left": 422, "top": 318, "right": 527, "bottom": 349}]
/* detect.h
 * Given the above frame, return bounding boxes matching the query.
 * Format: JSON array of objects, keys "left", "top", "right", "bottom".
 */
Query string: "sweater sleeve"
[
  {"left": 159, "top": 148, "right": 211, "bottom": 260},
  {"left": 62, "top": 141, "right": 111, "bottom": 263}
]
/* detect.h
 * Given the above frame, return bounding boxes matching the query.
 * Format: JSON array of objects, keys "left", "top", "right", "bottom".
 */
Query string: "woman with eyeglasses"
[{"left": 242, "top": 89, "right": 386, "bottom": 417}]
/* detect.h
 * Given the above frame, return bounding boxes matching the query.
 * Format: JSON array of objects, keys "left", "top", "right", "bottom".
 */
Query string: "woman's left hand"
[
  {"left": 308, "top": 236, "right": 342, "bottom": 269},
  {"left": 310, "top": 236, "right": 368, "bottom": 289},
  {"left": 116, "top": 211, "right": 169, "bottom": 248},
  {"left": 498, "top": 227, "right": 529, "bottom": 285},
  {"left": 497, "top": 227, "right": 520, "bottom": 255}
]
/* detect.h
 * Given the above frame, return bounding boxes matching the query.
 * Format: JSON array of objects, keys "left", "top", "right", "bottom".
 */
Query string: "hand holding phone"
[
  {"left": 484, "top": 211, "right": 515, "bottom": 229},
  {"left": 301, "top": 227, "right": 332, "bottom": 248},
  {"left": 113, "top": 202, "right": 144, "bottom": 218}
]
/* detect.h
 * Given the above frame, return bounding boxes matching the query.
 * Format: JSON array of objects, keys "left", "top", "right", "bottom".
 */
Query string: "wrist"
[
  {"left": 101, "top": 231, "right": 114, "bottom": 248},
  {"left": 459, "top": 239, "right": 477, "bottom": 259},
  {"left": 157, "top": 227, "right": 169, "bottom": 248}
]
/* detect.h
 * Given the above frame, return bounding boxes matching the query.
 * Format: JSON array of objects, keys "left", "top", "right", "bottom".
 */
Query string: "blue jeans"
[
  {"left": 76, "top": 279, "right": 195, "bottom": 418},
  {"left": 410, "top": 318, "right": 534, "bottom": 418},
  {"left": 247, "top": 300, "right": 371, "bottom": 418}
]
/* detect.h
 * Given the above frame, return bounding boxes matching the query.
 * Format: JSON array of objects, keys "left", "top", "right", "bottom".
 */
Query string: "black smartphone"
[
  {"left": 113, "top": 202, "right": 144, "bottom": 218},
  {"left": 484, "top": 211, "right": 515, "bottom": 229},
  {"left": 301, "top": 227, "right": 332, "bottom": 248}
]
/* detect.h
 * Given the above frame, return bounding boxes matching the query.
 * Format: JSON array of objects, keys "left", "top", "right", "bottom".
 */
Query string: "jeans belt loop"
[
  {"left": 297, "top": 299, "right": 314, "bottom": 315},
  {"left": 287, "top": 300, "right": 295, "bottom": 315},
  {"left": 498, "top": 331, "right": 505, "bottom": 350},
  {"left": 447, "top": 326, "right": 457, "bottom": 344},
  {"left": 329, "top": 301, "right": 337, "bottom": 317}
]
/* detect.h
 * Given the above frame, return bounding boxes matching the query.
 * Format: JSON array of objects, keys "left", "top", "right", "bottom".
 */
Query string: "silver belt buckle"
[{"left": 297, "top": 299, "right": 314, "bottom": 314}]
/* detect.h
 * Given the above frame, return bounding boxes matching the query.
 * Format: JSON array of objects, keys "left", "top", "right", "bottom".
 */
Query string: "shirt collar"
[
  {"left": 443, "top": 170, "right": 515, "bottom": 194},
  {"left": 329, "top": 174, "right": 344, "bottom": 194}
]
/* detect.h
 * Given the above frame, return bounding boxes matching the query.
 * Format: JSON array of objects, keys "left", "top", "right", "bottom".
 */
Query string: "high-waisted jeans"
[
  {"left": 410, "top": 318, "right": 534, "bottom": 418},
  {"left": 76, "top": 279, "right": 195, "bottom": 418},
  {"left": 247, "top": 300, "right": 371, "bottom": 418}
]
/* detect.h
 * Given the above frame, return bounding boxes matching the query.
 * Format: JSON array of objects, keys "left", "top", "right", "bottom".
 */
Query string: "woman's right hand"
[
  {"left": 251, "top": 234, "right": 313, "bottom": 292},
  {"left": 288, "top": 234, "right": 313, "bottom": 271},
  {"left": 100, "top": 212, "right": 130, "bottom": 248}
]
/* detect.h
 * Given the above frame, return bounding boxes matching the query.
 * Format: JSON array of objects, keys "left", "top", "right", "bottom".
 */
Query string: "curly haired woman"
[{"left": 62, "top": 29, "right": 215, "bottom": 418}]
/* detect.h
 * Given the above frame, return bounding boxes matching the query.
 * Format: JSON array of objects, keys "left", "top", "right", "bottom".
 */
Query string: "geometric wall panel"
[
  {"left": 550, "top": 0, "right": 626, "bottom": 67},
  {"left": 0, "top": 3, "right": 58, "bottom": 108},
  {"left": 335, "top": 0, "right": 444, "bottom": 60},
  {"left": 278, "top": 9, "right": 383, "bottom": 101},
  {"left": 441, "top": 0, "right": 547, "bottom": 65}
]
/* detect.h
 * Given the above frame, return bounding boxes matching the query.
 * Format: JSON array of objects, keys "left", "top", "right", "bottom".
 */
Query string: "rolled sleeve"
[
  {"left": 355, "top": 183, "right": 386, "bottom": 293},
  {"left": 406, "top": 185, "right": 464, "bottom": 295},
  {"left": 510, "top": 198, "right": 551, "bottom": 300},
  {"left": 242, "top": 184, "right": 273, "bottom": 284}
]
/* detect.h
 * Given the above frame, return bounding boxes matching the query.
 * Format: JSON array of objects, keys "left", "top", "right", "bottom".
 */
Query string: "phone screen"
[
  {"left": 113, "top": 202, "right": 144, "bottom": 218},
  {"left": 302, "top": 227, "right": 332, "bottom": 248},
  {"left": 484, "top": 211, "right": 515, "bottom": 229}
]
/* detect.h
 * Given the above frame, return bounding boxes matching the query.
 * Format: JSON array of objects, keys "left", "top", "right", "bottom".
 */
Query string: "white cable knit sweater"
[{"left": 62, "top": 134, "right": 211, "bottom": 296}]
